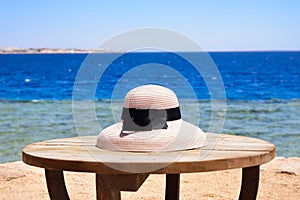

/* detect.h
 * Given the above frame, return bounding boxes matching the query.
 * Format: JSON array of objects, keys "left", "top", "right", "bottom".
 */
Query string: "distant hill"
[{"left": 0, "top": 47, "right": 121, "bottom": 54}]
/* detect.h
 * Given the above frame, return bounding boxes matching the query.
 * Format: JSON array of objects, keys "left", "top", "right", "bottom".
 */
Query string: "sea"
[{"left": 0, "top": 51, "right": 299, "bottom": 163}]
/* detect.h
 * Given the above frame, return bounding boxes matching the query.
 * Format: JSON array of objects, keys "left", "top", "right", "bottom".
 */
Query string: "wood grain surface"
[{"left": 23, "top": 133, "right": 275, "bottom": 174}]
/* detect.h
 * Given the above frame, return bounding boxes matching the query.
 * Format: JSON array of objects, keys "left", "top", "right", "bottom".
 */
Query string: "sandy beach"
[{"left": 0, "top": 157, "right": 299, "bottom": 200}]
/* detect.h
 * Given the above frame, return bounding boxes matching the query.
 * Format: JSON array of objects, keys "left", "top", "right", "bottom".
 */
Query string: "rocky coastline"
[{"left": 0, "top": 47, "right": 119, "bottom": 54}]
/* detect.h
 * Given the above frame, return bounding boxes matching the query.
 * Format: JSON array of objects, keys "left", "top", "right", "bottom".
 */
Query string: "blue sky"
[{"left": 1, "top": 0, "right": 299, "bottom": 51}]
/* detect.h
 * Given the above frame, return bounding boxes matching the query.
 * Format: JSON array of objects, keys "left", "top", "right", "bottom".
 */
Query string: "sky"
[{"left": 1, "top": 0, "right": 300, "bottom": 51}]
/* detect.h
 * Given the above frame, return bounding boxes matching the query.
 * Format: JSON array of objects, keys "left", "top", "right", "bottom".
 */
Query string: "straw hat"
[{"left": 96, "top": 84, "right": 207, "bottom": 152}]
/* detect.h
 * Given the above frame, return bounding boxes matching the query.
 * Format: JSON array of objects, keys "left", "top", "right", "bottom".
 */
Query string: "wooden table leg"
[
  {"left": 96, "top": 175, "right": 121, "bottom": 200},
  {"left": 45, "top": 169, "right": 70, "bottom": 200},
  {"left": 239, "top": 165, "right": 260, "bottom": 200},
  {"left": 165, "top": 174, "right": 180, "bottom": 200},
  {"left": 96, "top": 174, "right": 149, "bottom": 200}
]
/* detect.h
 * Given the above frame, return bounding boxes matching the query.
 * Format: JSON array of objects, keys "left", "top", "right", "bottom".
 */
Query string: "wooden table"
[{"left": 22, "top": 133, "right": 275, "bottom": 200}]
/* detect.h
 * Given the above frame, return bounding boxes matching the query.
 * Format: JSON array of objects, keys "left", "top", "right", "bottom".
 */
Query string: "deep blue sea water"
[
  {"left": 0, "top": 52, "right": 299, "bottom": 163},
  {"left": 1, "top": 52, "right": 300, "bottom": 100}
]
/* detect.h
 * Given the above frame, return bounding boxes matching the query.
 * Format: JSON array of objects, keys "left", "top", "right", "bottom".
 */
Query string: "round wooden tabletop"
[{"left": 23, "top": 133, "right": 275, "bottom": 174}]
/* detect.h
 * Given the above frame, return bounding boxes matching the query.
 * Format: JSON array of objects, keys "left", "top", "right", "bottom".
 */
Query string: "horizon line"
[{"left": 0, "top": 46, "right": 300, "bottom": 54}]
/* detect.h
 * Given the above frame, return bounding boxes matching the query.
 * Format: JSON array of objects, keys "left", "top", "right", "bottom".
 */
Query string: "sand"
[{"left": 1, "top": 157, "right": 299, "bottom": 200}]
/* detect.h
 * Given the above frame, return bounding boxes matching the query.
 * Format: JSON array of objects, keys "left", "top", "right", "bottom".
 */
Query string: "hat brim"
[{"left": 96, "top": 119, "right": 207, "bottom": 152}]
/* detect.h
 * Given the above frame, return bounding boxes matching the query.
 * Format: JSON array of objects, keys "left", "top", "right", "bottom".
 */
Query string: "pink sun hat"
[{"left": 96, "top": 84, "right": 207, "bottom": 152}]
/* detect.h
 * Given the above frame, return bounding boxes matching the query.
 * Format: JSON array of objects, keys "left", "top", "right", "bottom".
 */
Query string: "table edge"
[{"left": 22, "top": 133, "right": 276, "bottom": 174}]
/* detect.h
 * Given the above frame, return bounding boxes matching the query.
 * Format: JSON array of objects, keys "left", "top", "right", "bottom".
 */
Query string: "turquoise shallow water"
[{"left": 0, "top": 99, "right": 299, "bottom": 163}]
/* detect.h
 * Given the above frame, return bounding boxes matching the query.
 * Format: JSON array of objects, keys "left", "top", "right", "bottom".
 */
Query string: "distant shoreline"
[
  {"left": 0, "top": 47, "right": 299, "bottom": 54},
  {"left": 0, "top": 47, "right": 122, "bottom": 54}
]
